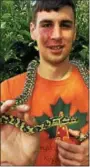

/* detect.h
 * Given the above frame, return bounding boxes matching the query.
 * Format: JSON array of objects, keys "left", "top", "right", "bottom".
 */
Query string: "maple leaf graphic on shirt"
[{"left": 35, "top": 98, "right": 87, "bottom": 138}]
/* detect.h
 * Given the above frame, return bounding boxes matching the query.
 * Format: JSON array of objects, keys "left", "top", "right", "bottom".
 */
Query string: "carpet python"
[{"left": 0, "top": 59, "right": 89, "bottom": 142}]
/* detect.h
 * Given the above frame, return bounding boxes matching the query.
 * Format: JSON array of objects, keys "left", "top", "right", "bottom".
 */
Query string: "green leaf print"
[{"left": 35, "top": 98, "right": 87, "bottom": 138}]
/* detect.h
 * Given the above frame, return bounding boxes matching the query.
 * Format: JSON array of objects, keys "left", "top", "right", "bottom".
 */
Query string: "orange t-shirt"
[{"left": 1, "top": 64, "right": 89, "bottom": 166}]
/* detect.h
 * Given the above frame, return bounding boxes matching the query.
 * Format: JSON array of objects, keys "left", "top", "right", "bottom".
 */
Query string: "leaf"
[
  {"left": 67, "top": 110, "right": 87, "bottom": 130},
  {"left": 35, "top": 98, "right": 88, "bottom": 138},
  {"left": 63, "top": 103, "right": 71, "bottom": 116},
  {"left": 35, "top": 113, "right": 56, "bottom": 138},
  {"left": 35, "top": 114, "right": 49, "bottom": 124},
  {"left": 1, "top": 22, "right": 6, "bottom": 29},
  {"left": 51, "top": 98, "right": 65, "bottom": 117}
]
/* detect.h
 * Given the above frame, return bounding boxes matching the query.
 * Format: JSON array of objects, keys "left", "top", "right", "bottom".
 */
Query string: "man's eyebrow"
[
  {"left": 39, "top": 19, "right": 73, "bottom": 25},
  {"left": 61, "top": 20, "right": 73, "bottom": 24},
  {"left": 39, "top": 19, "right": 53, "bottom": 24}
]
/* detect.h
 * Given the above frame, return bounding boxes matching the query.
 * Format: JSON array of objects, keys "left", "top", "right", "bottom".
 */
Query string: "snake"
[{"left": 0, "top": 58, "right": 89, "bottom": 142}]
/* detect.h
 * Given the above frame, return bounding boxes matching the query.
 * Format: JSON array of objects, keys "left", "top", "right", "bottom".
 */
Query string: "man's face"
[{"left": 30, "top": 6, "right": 76, "bottom": 65}]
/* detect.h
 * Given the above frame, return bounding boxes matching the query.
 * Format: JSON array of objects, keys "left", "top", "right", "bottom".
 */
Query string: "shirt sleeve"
[
  {"left": 1, "top": 80, "right": 12, "bottom": 101},
  {"left": 1, "top": 73, "right": 26, "bottom": 102}
]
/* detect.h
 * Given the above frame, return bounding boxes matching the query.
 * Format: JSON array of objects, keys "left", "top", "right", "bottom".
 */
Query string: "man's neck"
[{"left": 37, "top": 58, "right": 72, "bottom": 81}]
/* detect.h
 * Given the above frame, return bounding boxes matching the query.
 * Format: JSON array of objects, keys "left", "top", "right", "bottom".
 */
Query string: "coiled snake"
[{"left": 0, "top": 59, "right": 89, "bottom": 142}]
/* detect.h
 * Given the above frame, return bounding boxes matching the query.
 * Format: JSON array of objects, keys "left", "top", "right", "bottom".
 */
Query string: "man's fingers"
[
  {"left": 16, "top": 105, "right": 30, "bottom": 112},
  {"left": 68, "top": 129, "right": 80, "bottom": 137},
  {"left": 12, "top": 105, "right": 30, "bottom": 119},
  {"left": 55, "top": 139, "right": 84, "bottom": 153},
  {"left": 58, "top": 154, "right": 81, "bottom": 166},
  {"left": 58, "top": 146, "right": 84, "bottom": 162},
  {"left": 0, "top": 100, "right": 30, "bottom": 114},
  {"left": 24, "top": 113, "right": 37, "bottom": 126},
  {"left": 0, "top": 100, "right": 15, "bottom": 114},
  {"left": 81, "top": 138, "right": 88, "bottom": 146},
  {"left": 0, "top": 100, "right": 30, "bottom": 121}
]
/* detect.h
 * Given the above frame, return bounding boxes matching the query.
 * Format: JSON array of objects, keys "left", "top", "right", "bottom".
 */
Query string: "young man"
[{"left": 1, "top": 0, "right": 89, "bottom": 166}]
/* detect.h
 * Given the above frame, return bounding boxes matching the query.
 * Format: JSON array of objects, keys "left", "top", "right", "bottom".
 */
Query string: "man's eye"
[
  {"left": 61, "top": 23, "right": 72, "bottom": 28},
  {"left": 41, "top": 23, "right": 52, "bottom": 28}
]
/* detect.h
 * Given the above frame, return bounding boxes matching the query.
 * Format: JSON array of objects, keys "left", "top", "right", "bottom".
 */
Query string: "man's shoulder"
[
  {"left": 1, "top": 72, "right": 26, "bottom": 86},
  {"left": 69, "top": 65, "right": 88, "bottom": 102},
  {"left": 1, "top": 72, "right": 27, "bottom": 100},
  {"left": 72, "top": 64, "right": 88, "bottom": 88}
]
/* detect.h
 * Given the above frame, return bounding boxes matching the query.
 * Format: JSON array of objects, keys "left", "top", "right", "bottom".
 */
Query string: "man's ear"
[{"left": 30, "top": 22, "right": 36, "bottom": 40}]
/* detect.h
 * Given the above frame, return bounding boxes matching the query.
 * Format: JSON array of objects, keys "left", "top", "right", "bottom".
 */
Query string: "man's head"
[
  {"left": 31, "top": 0, "right": 76, "bottom": 23},
  {"left": 30, "top": 0, "right": 76, "bottom": 65}
]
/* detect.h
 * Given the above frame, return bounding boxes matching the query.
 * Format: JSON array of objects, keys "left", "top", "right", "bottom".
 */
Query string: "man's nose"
[{"left": 51, "top": 25, "right": 62, "bottom": 40}]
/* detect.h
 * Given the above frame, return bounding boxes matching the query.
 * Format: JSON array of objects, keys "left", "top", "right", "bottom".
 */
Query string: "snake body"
[
  {"left": 0, "top": 59, "right": 89, "bottom": 142},
  {"left": 0, "top": 114, "right": 78, "bottom": 134}
]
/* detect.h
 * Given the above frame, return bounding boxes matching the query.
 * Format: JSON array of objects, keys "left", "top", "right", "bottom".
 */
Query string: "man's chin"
[{"left": 45, "top": 56, "right": 68, "bottom": 66}]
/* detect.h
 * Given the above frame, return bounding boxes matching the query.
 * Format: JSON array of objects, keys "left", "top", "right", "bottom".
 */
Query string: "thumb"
[
  {"left": 81, "top": 138, "right": 88, "bottom": 147},
  {"left": 68, "top": 129, "right": 80, "bottom": 137},
  {"left": 24, "top": 113, "right": 37, "bottom": 126}
]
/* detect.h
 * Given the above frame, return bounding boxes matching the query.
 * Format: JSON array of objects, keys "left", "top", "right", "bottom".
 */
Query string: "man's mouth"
[
  {"left": 47, "top": 45, "right": 64, "bottom": 54},
  {"left": 48, "top": 45, "right": 64, "bottom": 50}
]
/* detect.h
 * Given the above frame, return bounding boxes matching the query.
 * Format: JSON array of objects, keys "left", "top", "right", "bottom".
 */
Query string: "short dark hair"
[{"left": 31, "top": 0, "right": 76, "bottom": 22}]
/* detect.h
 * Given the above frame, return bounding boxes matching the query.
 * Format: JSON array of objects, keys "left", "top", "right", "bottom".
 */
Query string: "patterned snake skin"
[{"left": 0, "top": 59, "right": 89, "bottom": 142}]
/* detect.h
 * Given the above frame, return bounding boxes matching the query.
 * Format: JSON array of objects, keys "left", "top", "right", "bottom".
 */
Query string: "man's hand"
[
  {"left": 55, "top": 129, "right": 89, "bottom": 166},
  {"left": 1, "top": 100, "right": 40, "bottom": 166}
]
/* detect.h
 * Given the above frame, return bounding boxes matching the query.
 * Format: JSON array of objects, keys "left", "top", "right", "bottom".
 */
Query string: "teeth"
[{"left": 50, "top": 46, "right": 62, "bottom": 50}]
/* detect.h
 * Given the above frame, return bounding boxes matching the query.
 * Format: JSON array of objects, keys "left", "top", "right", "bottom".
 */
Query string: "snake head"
[
  {"left": 61, "top": 116, "right": 78, "bottom": 125},
  {"left": 70, "top": 116, "right": 78, "bottom": 123}
]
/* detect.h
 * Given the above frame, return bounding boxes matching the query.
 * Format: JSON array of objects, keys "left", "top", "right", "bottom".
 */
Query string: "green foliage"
[
  {"left": 0, "top": 0, "right": 89, "bottom": 83},
  {"left": 1, "top": 0, "right": 31, "bottom": 60},
  {"left": 72, "top": 0, "right": 89, "bottom": 64},
  {"left": 0, "top": 60, "right": 24, "bottom": 82},
  {"left": 76, "top": 0, "right": 89, "bottom": 39}
]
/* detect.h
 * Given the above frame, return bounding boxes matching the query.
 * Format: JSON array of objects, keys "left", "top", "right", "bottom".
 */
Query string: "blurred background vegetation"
[{"left": 0, "top": 0, "right": 89, "bottom": 82}]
